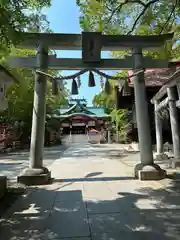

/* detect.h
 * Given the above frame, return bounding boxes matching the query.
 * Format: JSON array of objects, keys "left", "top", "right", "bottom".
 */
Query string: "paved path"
[
  {"left": 0, "top": 142, "right": 180, "bottom": 239},
  {"left": 0, "top": 145, "right": 66, "bottom": 183}
]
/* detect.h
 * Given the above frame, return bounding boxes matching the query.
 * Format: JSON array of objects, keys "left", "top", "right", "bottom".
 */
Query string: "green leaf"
[
  {"left": 77, "top": 0, "right": 180, "bottom": 61},
  {"left": 0, "top": 0, "right": 51, "bottom": 54}
]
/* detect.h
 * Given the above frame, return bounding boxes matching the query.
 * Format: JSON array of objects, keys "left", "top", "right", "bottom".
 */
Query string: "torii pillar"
[
  {"left": 167, "top": 87, "right": 180, "bottom": 168},
  {"left": 132, "top": 48, "right": 166, "bottom": 180},
  {"left": 18, "top": 45, "right": 51, "bottom": 185},
  {"left": 154, "top": 100, "right": 168, "bottom": 161}
]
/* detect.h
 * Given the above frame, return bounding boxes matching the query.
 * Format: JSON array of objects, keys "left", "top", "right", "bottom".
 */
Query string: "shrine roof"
[
  {"left": 55, "top": 102, "right": 109, "bottom": 118},
  {"left": 85, "top": 107, "right": 107, "bottom": 116},
  {"left": 128, "top": 63, "right": 180, "bottom": 87},
  {"left": 57, "top": 113, "right": 100, "bottom": 119},
  {"left": 128, "top": 68, "right": 172, "bottom": 87}
]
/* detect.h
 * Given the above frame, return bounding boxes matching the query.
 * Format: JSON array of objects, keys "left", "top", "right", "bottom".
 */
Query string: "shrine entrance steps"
[
  {"left": 69, "top": 134, "right": 88, "bottom": 144},
  {"left": 61, "top": 133, "right": 89, "bottom": 146}
]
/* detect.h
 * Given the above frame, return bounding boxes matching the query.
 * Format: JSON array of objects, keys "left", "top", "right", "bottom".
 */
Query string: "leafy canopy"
[
  {"left": 77, "top": 0, "right": 180, "bottom": 35},
  {"left": 77, "top": 0, "right": 180, "bottom": 60},
  {"left": 77, "top": 0, "right": 180, "bottom": 136},
  {"left": 0, "top": 2, "right": 69, "bottom": 130},
  {"left": 1, "top": 46, "right": 68, "bottom": 126},
  {"left": 92, "top": 72, "right": 128, "bottom": 133},
  {"left": 0, "top": 0, "right": 51, "bottom": 54}
]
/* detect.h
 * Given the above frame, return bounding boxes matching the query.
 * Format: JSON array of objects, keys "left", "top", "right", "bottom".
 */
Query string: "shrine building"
[
  {"left": 53, "top": 98, "right": 110, "bottom": 135},
  {"left": 116, "top": 67, "right": 178, "bottom": 143}
]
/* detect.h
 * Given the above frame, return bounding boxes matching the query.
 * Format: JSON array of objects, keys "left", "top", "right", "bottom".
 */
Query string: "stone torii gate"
[
  {"left": 9, "top": 32, "right": 173, "bottom": 185},
  {"left": 151, "top": 67, "right": 180, "bottom": 167}
]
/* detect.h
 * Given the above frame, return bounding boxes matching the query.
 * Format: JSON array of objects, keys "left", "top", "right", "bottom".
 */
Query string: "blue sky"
[{"left": 46, "top": 0, "right": 114, "bottom": 105}]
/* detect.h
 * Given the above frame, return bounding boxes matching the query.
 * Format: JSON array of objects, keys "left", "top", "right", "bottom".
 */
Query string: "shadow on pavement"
[
  {"left": 1, "top": 179, "right": 180, "bottom": 239},
  {"left": 0, "top": 162, "right": 22, "bottom": 166},
  {"left": 53, "top": 176, "right": 134, "bottom": 183},
  {"left": 85, "top": 172, "right": 103, "bottom": 178}
]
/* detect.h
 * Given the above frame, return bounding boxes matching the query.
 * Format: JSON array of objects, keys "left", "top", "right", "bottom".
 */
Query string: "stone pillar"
[
  {"left": 70, "top": 125, "right": 72, "bottom": 143},
  {"left": 132, "top": 48, "right": 165, "bottom": 180},
  {"left": 116, "top": 120, "right": 119, "bottom": 143},
  {"left": 85, "top": 125, "right": 88, "bottom": 134},
  {"left": 154, "top": 100, "right": 168, "bottom": 161},
  {"left": 167, "top": 87, "right": 180, "bottom": 167},
  {"left": 18, "top": 45, "right": 51, "bottom": 185},
  {"left": 108, "top": 127, "right": 111, "bottom": 144},
  {"left": 176, "top": 84, "right": 180, "bottom": 98}
]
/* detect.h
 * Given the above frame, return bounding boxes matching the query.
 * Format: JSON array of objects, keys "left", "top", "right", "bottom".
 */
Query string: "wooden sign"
[{"left": 82, "top": 32, "right": 102, "bottom": 63}]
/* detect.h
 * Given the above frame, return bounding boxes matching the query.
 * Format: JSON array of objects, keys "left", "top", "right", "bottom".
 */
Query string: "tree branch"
[
  {"left": 107, "top": 0, "right": 146, "bottom": 23},
  {"left": 131, "top": 0, "right": 146, "bottom": 7},
  {"left": 159, "top": 0, "right": 177, "bottom": 33},
  {"left": 107, "top": 0, "right": 128, "bottom": 23},
  {"left": 127, "top": 0, "right": 159, "bottom": 35},
  {"left": 104, "top": 2, "right": 113, "bottom": 12}
]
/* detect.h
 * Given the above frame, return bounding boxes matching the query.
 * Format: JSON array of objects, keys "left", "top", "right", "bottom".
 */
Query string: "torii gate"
[{"left": 9, "top": 32, "right": 173, "bottom": 185}]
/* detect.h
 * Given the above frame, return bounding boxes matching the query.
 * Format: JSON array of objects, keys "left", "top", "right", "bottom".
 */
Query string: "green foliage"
[
  {"left": 0, "top": 49, "right": 68, "bottom": 131},
  {"left": 92, "top": 90, "right": 114, "bottom": 113},
  {"left": 110, "top": 109, "right": 127, "bottom": 136},
  {"left": 77, "top": 0, "right": 180, "bottom": 34},
  {"left": 0, "top": 0, "right": 51, "bottom": 55},
  {"left": 77, "top": 0, "right": 180, "bottom": 137},
  {"left": 93, "top": 85, "right": 127, "bottom": 135},
  {"left": 92, "top": 71, "right": 128, "bottom": 134},
  {"left": 0, "top": 1, "right": 70, "bottom": 131},
  {"left": 77, "top": 0, "right": 180, "bottom": 60}
]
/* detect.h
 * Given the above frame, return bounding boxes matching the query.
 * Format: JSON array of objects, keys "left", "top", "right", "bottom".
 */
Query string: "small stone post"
[
  {"left": 108, "top": 127, "right": 111, "bottom": 144},
  {"left": 70, "top": 125, "right": 72, "bottom": 143},
  {"left": 18, "top": 45, "right": 51, "bottom": 185},
  {"left": 176, "top": 84, "right": 180, "bottom": 98},
  {"left": 167, "top": 87, "right": 180, "bottom": 168},
  {"left": 154, "top": 100, "right": 168, "bottom": 161},
  {"left": 132, "top": 48, "right": 165, "bottom": 180},
  {"left": 116, "top": 119, "right": 119, "bottom": 143}
]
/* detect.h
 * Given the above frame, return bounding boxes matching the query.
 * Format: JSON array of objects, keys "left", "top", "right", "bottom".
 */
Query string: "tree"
[
  {"left": 0, "top": 46, "right": 68, "bottom": 133},
  {"left": 93, "top": 88, "right": 127, "bottom": 135},
  {"left": 92, "top": 72, "right": 128, "bottom": 137},
  {"left": 92, "top": 90, "right": 114, "bottom": 113},
  {"left": 77, "top": 0, "right": 180, "bottom": 139},
  {"left": 77, "top": 0, "right": 180, "bottom": 60},
  {"left": 77, "top": 0, "right": 180, "bottom": 34},
  {"left": 0, "top": 1, "right": 69, "bottom": 125},
  {"left": 0, "top": 0, "right": 51, "bottom": 56},
  {"left": 0, "top": 2, "right": 70, "bottom": 145}
]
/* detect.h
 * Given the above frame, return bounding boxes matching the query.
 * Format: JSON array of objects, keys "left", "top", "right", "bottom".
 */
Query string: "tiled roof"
[
  {"left": 87, "top": 107, "right": 107, "bottom": 116},
  {"left": 52, "top": 112, "right": 109, "bottom": 120},
  {"left": 128, "top": 68, "right": 175, "bottom": 87},
  {"left": 55, "top": 104, "right": 109, "bottom": 118}
]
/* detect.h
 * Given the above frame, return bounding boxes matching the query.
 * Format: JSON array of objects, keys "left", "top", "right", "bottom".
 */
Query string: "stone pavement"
[
  {"left": 0, "top": 142, "right": 180, "bottom": 239},
  {"left": 0, "top": 145, "right": 67, "bottom": 183}
]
